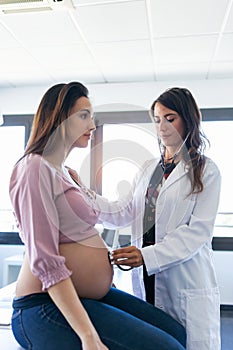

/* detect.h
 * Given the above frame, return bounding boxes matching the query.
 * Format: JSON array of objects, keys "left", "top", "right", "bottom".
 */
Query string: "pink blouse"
[{"left": 9, "top": 154, "right": 100, "bottom": 290}]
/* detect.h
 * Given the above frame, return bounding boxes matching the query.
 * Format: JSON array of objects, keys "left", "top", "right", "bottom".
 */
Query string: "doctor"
[{"left": 96, "top": 87, "right": 221, "bottom": 350}]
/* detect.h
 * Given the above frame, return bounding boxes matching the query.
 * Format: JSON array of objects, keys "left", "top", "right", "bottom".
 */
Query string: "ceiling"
[{"left": 0, "top": 0, "right": 233, "bottom": 88}]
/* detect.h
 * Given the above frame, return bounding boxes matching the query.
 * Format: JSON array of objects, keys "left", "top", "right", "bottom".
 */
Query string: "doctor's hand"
[{"left": 112, "top": 246, "right": 144, "bottom": 268}]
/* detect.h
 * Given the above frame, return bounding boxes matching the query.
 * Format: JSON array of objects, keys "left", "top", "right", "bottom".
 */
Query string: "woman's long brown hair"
[
  {"left": 150, "top": 87, "right": 209, "bottom": 194},
  {"left": 25, "top": 81, "right": 89, "bottom": 156}
]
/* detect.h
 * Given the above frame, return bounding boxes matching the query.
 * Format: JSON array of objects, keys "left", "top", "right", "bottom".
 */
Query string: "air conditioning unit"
[{"left": 0, "top": 0, "right": 74, "bottom": 15}]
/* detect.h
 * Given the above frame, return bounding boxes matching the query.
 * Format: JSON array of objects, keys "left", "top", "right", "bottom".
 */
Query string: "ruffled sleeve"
[{"left": 9, "top": 154, "right": 72, "bottom": 290}]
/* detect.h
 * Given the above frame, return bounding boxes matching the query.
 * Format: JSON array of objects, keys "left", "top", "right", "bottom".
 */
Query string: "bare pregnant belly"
[
  {"left": 16, "top": 235, "right": 113, "bottom": 299},
  {"left": 60, "top": 237, "right": 114, "bottom": 299}
]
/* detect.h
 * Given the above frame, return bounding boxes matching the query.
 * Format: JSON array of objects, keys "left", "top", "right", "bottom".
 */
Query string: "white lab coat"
[{"left": 96, "top": 157, "right": 221, "bottom": 350}]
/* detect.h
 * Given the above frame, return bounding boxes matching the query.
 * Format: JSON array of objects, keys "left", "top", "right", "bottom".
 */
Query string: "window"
[
  {"left": 0, "top": 115, "right": 33, "bottom": 244},
  {"left": 101, "top": 122, "right": 159, "bottom": 247},
  {"left": 102, "top": 123, "right": 159, "bottom": 199},
  {"left": 202, "top": 120, "right": 233, "bottom": 238},
  {"left": 65, "top": 145, "right": 91, "bottom": 188},
  {"left": 0, "top": 126, "right": 25, "bottom": 232}
]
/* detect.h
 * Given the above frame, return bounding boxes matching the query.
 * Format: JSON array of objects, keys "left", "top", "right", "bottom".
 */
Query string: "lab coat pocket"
[{"left": 180, "top": 287, "right": 220, "bottom": 346}]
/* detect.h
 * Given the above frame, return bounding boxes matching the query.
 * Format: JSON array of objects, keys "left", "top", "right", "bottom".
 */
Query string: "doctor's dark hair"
[
  {"left": 150, "top": 87, "right": 208, "bottom": 194},
  {"left": 25, "top": 81, "right": 89, "bottom": 156}
]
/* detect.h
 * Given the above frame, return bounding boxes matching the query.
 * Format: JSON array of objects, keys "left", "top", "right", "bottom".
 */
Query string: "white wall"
[{"left": 0, "top": 78, "right": 233, "bottom": 115}]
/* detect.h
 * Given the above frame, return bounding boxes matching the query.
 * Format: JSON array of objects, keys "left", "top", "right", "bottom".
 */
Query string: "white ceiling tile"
[
  {"left": 0, "top": 23, "right": 20, "bottom": 48},
  {"left": 0, "top": 10, "right": 83, "bottom": 47},
  {"left": 51, "top": 69, "right": 105, "bottom": 84},
  {"left": 90, "top": 40, "right": 154, "bottom": 82},
  {"left": 0, "top": 1, "right": 232, "bottom": 87},
  {"left": 0, "top": 70, "right": 54, "bottom": 87},
  {"left": 209, "top": 61, "right": 233, "bottom": 79},
  {"left": 0, "top": 47, "right": 44, "bottom": 73},
  {"left": 105, "top": 73, "right": 154, "bottom": 83},
  {"left": 9, "top": 74, "right": 54, "bottom": 87},
  {"left": 30, "top": 44, "right": 100, "bottom": 71},
  {"left": 150, "top": 0, "right": 229, "bottom": 37},
  {"left": 103, "top": 69, "right": 154, "bottom": 83},
  {"left": 73, "top": 1, "right": 149, "bottom": 42},
  {"left": 73, "top": 0, "right": 129, "bottom": 4},
  {"left": 153, "top": 36, "right": 218, "bottom": 64},
  {"left": 224, "top": 5, "right": 233, "bottom": 32},
  {"left": 214, "top": 33, "right": 233, "bottom": 61},
  {"left": 156, "top": 62, "right": 209, "bottom": 81},
  {"left": 91, "top": 40, "right": 153, "bottom": 66}
]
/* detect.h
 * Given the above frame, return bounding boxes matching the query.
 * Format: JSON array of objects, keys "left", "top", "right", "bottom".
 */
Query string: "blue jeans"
[{"left": 12, "top": 287, "right": 186, "bottom": 350}]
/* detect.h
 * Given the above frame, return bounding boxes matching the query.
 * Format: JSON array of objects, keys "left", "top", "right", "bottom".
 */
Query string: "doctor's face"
[{"left": 153, "top": 102, "right": 186, "bottom": 150}]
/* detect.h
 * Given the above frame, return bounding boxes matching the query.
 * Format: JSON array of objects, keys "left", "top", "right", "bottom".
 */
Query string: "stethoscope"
[
  {"left": 160, "top": 132, "right": 190, "bottom": 170},
  {"left": 108, "top": 251, "right": 133, "bottom": 271}
]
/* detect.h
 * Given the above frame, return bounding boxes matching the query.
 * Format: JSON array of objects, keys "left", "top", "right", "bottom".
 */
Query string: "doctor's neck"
[{"left": 163, "top": 133, "right": 190, "bottom": 163}]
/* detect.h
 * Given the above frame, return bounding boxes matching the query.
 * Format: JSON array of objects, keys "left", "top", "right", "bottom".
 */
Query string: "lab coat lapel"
[{"left": 159, "top": 160, "right": 189, "bottom": 194}]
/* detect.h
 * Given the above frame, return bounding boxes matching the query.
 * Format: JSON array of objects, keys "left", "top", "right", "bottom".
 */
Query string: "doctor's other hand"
[{"left": 112, "top": 246, "right": 144, "bottom": 268}]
